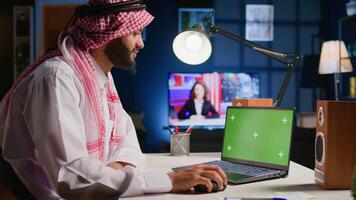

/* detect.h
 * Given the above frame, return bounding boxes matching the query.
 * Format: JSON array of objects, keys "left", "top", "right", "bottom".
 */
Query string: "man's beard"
[{"left": 104, "top": 38, "right": 136, "bottom": 70}]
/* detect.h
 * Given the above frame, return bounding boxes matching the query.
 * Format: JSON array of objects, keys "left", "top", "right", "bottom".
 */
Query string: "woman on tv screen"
[{"left": 178, "top": 81, "right": 219, "bottom": 119}]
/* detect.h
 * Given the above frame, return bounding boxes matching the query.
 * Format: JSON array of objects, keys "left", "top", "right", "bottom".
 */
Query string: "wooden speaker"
[{"left": 314, "top": 100, "right": 356, "bottom": 189}]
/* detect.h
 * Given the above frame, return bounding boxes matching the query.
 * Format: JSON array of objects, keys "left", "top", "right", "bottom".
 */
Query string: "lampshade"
[
  {"left": 319, "top": 40, "right": 353, "bottom": 74},
  {"left": 172, "top": 29, "right": 212, "bottom": 65}
]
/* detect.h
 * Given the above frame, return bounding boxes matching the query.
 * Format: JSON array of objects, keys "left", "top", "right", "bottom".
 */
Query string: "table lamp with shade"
[
  {"left": 318, "top": 40, "right": 353, "bottom": 100},
  {"left": 172, "top": 15, "right": 301, "bottom": 107}
]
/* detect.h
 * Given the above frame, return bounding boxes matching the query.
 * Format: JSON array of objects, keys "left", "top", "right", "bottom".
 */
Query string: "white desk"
[{"left": 124, "top": 153, "right": 352, "bottom": 200}]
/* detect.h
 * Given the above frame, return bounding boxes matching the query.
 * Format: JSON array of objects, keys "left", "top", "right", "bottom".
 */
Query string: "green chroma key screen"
[{"left": 223, "top": 107, "right": 294, "bottom": 166}]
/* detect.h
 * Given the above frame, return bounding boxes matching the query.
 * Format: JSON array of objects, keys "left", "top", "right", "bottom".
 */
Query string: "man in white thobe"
[{"left": 0, "top": 0, "right": 227, "bottom": 199}]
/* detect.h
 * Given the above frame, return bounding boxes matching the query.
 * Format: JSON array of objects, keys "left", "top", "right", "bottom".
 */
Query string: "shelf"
[
  {"left": 13, "top": 6, "right": 33, "bottom": 79},
  {"left": 340, "top": 96, "right": 356, "bottom": 101},
  {"left": 15, "top": 36, "right": 30, "bottom": 41},
  {"left": 339, "top": 13, "right": 356, "bottom": 99},
  {"left": 340, "top": 57, "right": 356, "bottom": 60},
  {"left": 340, "top": 14, "right": 356, "bottom": 21}
]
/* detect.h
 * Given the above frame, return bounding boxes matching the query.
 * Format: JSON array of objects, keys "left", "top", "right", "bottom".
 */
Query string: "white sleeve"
[
  {"left": 107, "top": 110, "right": 144, "bottom": 168},
  {"left": 22, "top": 63, "right": 171, "bottom": 198},
  {"left": 105, "top": 73, "right": 143, "bottom": 167},
  {"left": 105, "top": 110, "right": 173, "bottom": 195}
]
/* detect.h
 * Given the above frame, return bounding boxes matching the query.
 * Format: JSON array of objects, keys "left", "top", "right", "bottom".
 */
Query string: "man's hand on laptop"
[{"left": 167, "top": 164, "right": 227, "bottom": 193}]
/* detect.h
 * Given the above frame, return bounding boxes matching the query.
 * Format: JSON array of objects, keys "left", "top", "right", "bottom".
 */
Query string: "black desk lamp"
[{"left": 172, "top": 16, "right": 301, "bottom": 107}]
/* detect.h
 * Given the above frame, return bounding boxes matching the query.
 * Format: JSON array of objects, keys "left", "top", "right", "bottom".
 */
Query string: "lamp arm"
[
  {"left": 210, "top": 25, "right": 301, "bottom": 107},
  {"left": 273, "top": 59, "right": 298, "bottom": 107},
  {"left": 211, "top": 25, "right": 295, "bottom": 66}
]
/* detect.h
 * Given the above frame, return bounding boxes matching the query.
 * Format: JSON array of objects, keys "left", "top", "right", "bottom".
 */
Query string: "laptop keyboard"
[{"left": 206, "top": 160, "right": 281, "bottom": 177}]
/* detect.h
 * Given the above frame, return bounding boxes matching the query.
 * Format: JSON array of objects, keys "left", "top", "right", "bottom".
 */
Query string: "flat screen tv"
[{"left": 168, "top": 72, "right": 260, "bottom": 128}]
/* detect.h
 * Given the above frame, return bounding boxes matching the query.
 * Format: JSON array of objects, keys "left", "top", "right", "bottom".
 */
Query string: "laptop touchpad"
[{"left": 226, "top": 172, "right": 252, "bottom": 181}]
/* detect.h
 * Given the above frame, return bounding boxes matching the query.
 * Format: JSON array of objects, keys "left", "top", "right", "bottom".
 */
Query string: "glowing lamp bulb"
[{"left": 185, "top": 34, "right": 203, "bottom": 52}]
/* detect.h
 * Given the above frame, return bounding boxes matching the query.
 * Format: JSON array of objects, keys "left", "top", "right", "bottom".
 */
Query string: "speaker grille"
[{"left": 315, "top": 132, "right": 325, "bottom": 165}]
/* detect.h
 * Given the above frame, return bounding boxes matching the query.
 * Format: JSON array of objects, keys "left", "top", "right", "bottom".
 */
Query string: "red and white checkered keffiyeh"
[
  {"left": 0, "top": 0, "right": 154, "bottom": 161},
  {"left": 69, "top": 0, "right": 153, "bottom": 51}
]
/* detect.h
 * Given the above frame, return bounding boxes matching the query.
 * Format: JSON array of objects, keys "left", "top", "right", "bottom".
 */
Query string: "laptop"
[{"left": 173, "top": 106, "right": 295, "bottom": 184}]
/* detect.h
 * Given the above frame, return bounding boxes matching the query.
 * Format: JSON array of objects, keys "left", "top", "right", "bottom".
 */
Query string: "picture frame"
[
  {"left": 245, "top": 4, "right": 274, "bottom": 41},
  {"left": 178, "top": 8, "right": 215, "bottom": 33}
]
